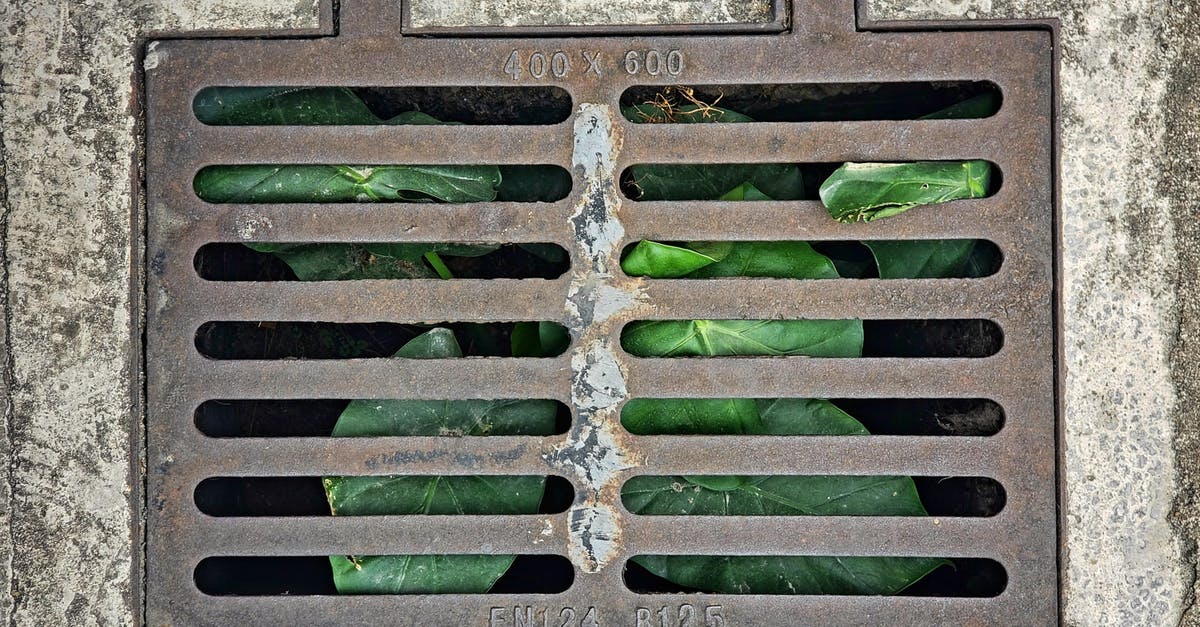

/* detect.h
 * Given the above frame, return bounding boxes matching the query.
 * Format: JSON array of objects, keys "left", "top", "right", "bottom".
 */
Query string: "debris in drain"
[{"left": 185, "top": 85, "right": 1010, "bottom": 599}]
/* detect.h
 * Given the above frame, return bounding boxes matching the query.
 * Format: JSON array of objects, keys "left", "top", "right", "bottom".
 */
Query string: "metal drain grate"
[{"left": 143, "top": 0, "right": 1058, "bottom": 623}]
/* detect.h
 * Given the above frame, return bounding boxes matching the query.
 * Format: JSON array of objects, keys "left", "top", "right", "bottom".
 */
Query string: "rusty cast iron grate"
[{"left": 142, "top": 0, "right": 1058, "bottom": 623}]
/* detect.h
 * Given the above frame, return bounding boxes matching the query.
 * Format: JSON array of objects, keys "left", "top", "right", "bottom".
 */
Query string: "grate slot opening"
[
  {"left": 620, "top": 475, "right": 1004, "bottom": 518},
  {"left": 620, "top": 162, "right": 1002, "bottom": 202},
  {"left": 195, "top": 242, "right": 570, "bottom": 281},
  {"left": 623, "top": 557, "right": 1007, "bottom": 597},
  {"left": 195, "top": 399, "right": 574, "bottom": 438},
  {"left": 620, "top": 82, "right": 1002, "bottom": 122},
  {"left": 620, "top": 240, "right": 1002, "bottom": 280},
  {"left": 195, "top": 475, "right": 575, "bottom": 516},
  {"left": 621, "top": 319, "right": 1002, "bottom": 358},
  {"left": 620, "top": 398, "right": 1004, "bottom": 437},
  {"left": 194, "top": 164, "right": 572, "bottom": 204},
  {"left": 194, "top": 86, "right": 573, "bottom": 126},
  {"left": 195, "top": 555, "right": 575, "bottom": 595},
  {"left": 194, "top": 321, "right": 571, "bottom": 360}
]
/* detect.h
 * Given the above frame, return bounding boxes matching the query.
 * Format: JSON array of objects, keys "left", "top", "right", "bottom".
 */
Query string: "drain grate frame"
[{"left": 142, "top": 0, "right": 1058, "bottom": 623}]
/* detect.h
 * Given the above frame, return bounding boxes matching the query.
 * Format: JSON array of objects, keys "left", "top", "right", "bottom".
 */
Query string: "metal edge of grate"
[{"left": 140, "top": 0, "right": 1058, "bottom": 623}]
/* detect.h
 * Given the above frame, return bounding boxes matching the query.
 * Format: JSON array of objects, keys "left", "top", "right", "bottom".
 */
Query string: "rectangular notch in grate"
[{"left": 143, "top": 0, "right": 1057, "bottom": 623}]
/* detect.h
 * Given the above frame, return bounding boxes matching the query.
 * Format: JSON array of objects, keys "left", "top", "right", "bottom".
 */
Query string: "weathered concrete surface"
[
  {"left": 0, "top": 2, "right": 321, "bottom": 624},
  {"left": 409, "top": 0, "right": 773, "bottom": 27},
  {"left": 866, "top": 1, "right": 1200, "bottom": 625}
]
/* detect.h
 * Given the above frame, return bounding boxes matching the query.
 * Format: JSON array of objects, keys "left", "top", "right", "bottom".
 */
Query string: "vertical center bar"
[{"left": 545, "top": 103, "right": 639, "bottom": 576}]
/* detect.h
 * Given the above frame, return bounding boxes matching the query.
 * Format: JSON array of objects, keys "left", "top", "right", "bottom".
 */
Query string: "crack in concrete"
[
  {"left": 1159, "top": 2, "right": 1200, "bottom": 625},
  {"left": 0, "top": 74, "right": 17, "bottom": 627}
]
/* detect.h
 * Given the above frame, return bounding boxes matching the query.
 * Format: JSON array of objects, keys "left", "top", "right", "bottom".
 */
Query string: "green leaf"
[
  {"left": 330, "top": 328, "right": 560, "bottom": 437},
  {"left": 686, "top": 241, "right": 840, "bottom": 279},
  {"left": 517, "top": 243, "right": 568, "bottom": 264},
  {"left": 621, "top": 319, "right": 863, "bottom": 358},
  {"left": 622, "top": 398, "right": 762, "bottom": 435},
  {"left": 755, "top": 398, "right": 870, "bottom": 435},
  {"left": 621, "top": 397, "right": 867, "bottom": 436},
  {"left": 623, "top": 104, "right": 803, "bottom": 202},
  {"left": 622, "top": 240, "right": 840, "bottom": 280},
  {"left": 192, "top": 89, "right": 503, "bottom": 205},
  {"left": 623, "top": 396, "right": 941, "bottom": 595},
  {"left": 630, "top": 555, "right": 949, "bottom": 596},
  {"left": 329, "top": 555, "right": 518, "bottom": 595},
  {"left": 331, "top": 397, "right": 559, "bottom": 438},
  {"left": 865, "top": 240, "right": 977, "bottom": 279},
  {"left": 621, "top": 241, "right": 719, "bottom": 278},
  {"left": 194, "top": 87, "right": 450, "bottom": 127},
  {"left": 629, "top": 163, "right": 804, "bottom": 202},
  {"left": 818, "top": 160, "right": 993, "bottom": 223},
  {"left": 194, "top": 87, "right": 381, "bottom": 125},
  {"left": 324, "top": 475, "right": 547, "bottom": 516},
  {"left": 920, "top": 92, "right": 1001, "bottom": 120},
  {"left": 624, "top": 474, "right": 926, "bottom": 516},
  {"left": 245, "top": 243, "right": 439, "bottom": 280},
  {"left": 718, "top": 182, "right": 772, "bottom": 201},
  {"left": 325, "top": 329, "right": 557, "bottom": 594},
  {"left": 510, "top": 322, "right": 571, "bottom": 357},
  {"left": 496, "top": 165, "right": 573, "bottom": 202},
  {"left": 195, "top": 164, "right": 502, "bottom": 204}
]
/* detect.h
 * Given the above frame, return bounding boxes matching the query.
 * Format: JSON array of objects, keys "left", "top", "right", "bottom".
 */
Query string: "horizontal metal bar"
[
  {"left": 157, "top": 592, "right": 1036, "bottom": 627},
  {"left": 622, "top": 516, "right": 1032, "bottom": 558},
  {"left": 174, "top": 514, "right": 1031, "bottom": 559},
  {"left": 623, "top": 357, "right": 1047, "bottom": 398},
  {"left": 636, "top": 278, "right": 1041, "bottom": 320},
  {"left": 162, "top": 435, "right": 1017, "bottom": 477},
  {"left": 177, "top": 125, "right": 573, "bottom": 166},
  {"left": 175, "top": 279, "right": 571, "bottom": 323},
  {"left": 190, "top": 515, "right": 568, "bottom": 555},
  {"left": 147, "top": 31, "right": 1046, "bottom": 87},
  {"left": 616, "top": 197, "right": 1040, "bottom": 244},
  {"left": 169, "top": 203, "right": 576, "bottom": 246},
  {"left": 618, "top": 119, "right": 1027, "bottom": 164},
  {"left": 176, "top": 357, "right": 573, "bottom": 401},
  {"left": 164, "top": 277, "right": 1044, "bottom": 323}
]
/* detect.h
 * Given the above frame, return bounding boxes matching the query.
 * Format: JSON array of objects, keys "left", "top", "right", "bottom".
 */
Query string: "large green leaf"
[
  {"left": 624, "top": 104, "right": 803, "bottom": 201},
  {"left": 195, "top": 87, "right": 379, "bottom": 125},
  {"left": 331, "top": 328, "right": 559, "bottom": 437},
  {"left": 622, "top": 240, "right": 840, "bottom": 280},
  {"left": 920, "top": 92, "right": 1001, "bottom": 120},
  {"left": 194, "top": 86, "right": 444, "bottom": 126},
  {"left": 326, "top": 329, "right": 555, "bottom": 594},
  {"left": 621, "top": 241, "right": 720, "bottom": 278},
  {"left": 630, "top": 555, "right": 949, "bottom": 596},
  {"left": 622, "top": 398, "right": 760, "bottom": 435},
  {"left": 718, "top": 181, "right": 772, "bottom": 201},
  {"left": 332, "top": 397, "right": 558, "bottom": 438},
  {"left": 818, "top": 160, "right": 993, "bottom": 223},
  {"left": 622, "top": 319, "right": 863, "bottom": 358},
  {"left": 623, "top": 395, "right": 942, "bottom": 595},
  {"left": 325, "top": 475, "right": 547, "bottom": 516},
  {"left": 329, "top": 555, "right": 518, "bottom": 595},
  {"left": 629, "top": 163, "right": 803, "bottom": 202},
  {"left": 622, "top": 397, "right": 869, "bottom": 436},
  {"left": 194, "top": 164, "right": 501, "bottom": 204},
  {"left": 623, "top": 474, "right": 926, "bottom": 516},
  {"left": 510, "top": 321, "right": 571, "bottom": 358},
  {"left": 864, "top": 240, "right": 977, "bottom": 279},
  {"left": 192, "top": 87, "right": 502, "bottom": 205},
  {"left": 686, "top": 241, "right": 840, "bottom": 279},
  {"left": 244, "top": 243, "right": 439, "bottom": 280}
]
